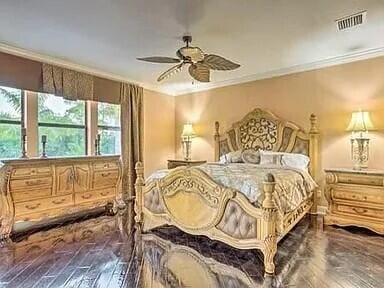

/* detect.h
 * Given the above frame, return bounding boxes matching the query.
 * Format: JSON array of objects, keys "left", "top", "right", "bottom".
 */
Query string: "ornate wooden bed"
[{"left": 134, "top": 108, "right": 320, "bottom": 274}]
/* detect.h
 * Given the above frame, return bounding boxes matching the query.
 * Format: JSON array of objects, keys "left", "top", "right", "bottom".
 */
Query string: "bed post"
[
  {"left": 214, "top": 121, "right": 220, "bottom": 162},
  {"left": 261, "top": 173, "right": 277, "bottom": 275},
  {"left": 309, "top": 114, "right": 320, "bottom": 214},
  {"left": 134, "top": 162, "right": 144, "bottom": 229}
]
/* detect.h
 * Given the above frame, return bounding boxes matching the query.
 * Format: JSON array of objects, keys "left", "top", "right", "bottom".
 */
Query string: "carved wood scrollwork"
[
  {"left": 262, "top": 235, "right": 278, "bottom": 274},
  {"left": 158, "top": 167, "right": 235, "bottom": 231},
  {"left": 0, "top": 166, "right": 14, "bottom": 241},
  {"left": 239, "top": 117, "right": 278, "bottom": 151}
]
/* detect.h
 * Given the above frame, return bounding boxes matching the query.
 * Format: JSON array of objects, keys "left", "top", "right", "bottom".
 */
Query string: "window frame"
[
  {"left": 0, "top": 88, "right": 122, "bottom": 159},
  {"left": 0, "top": 89, "right": 25, "bottom": 159},
  {"left": 97, "top": 103, "right": 121, "bottom": 155},
  {"left": 37, "top": 94, "right": 88, "bottom": 156}
]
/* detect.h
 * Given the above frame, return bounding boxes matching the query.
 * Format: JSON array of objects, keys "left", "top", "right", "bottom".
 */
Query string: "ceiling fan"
[{"left": 137, "top": 35, "right": 240, "bottom": 83}]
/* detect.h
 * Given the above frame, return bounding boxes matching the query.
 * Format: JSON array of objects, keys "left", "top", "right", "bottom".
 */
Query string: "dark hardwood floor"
[{"left": 0, "top": 212, "right": 383, "bottom": 287}]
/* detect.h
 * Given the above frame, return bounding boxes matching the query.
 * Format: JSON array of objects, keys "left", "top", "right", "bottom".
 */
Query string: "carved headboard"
[{"left": 214, "top": 108, "right": 320, "bottom": 178}]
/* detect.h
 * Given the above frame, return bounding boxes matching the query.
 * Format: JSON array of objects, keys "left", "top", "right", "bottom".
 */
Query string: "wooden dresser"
[
  {"left": 0, "top": 156, "right": 121, "bottom": 239},
  {"left": 324, "top": 168, "right": 384, "bottom": 235}
]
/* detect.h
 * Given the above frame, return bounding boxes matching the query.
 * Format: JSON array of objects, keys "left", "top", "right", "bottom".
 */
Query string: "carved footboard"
[{"left": 134, "top": 162, "right": 280, "bottom": 274}]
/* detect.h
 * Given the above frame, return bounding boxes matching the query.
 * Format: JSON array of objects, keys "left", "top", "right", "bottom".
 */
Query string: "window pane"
[
  {"left": 0, "top": 123, "right": 21, "bottom": 159},
  {"left": 98, "top": 129, "right": 121, "bottom": 155},
  {"left": 38, "top": 127, "right": 85, "bottom": 157},
  {"left": 98, "top": 103, "right": 120, "bottom": 126},
  {"left": 0, "top": 86, "right": 22, "bottom": 121},
  {"left": 38, "top": 93, "right": 85, "bottom": 125}
]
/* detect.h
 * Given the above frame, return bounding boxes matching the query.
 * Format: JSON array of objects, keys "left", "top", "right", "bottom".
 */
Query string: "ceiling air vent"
[{"left": 336, "top": 11, "right": 367, "bottom": 31}]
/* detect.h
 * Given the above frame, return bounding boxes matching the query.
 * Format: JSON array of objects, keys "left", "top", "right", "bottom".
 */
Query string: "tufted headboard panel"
[{"left": 214, "top": 108, "right": 320, "bottom": 178}]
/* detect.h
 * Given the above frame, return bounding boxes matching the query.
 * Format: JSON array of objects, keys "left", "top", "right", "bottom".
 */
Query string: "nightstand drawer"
[
  {"left": 332, "top": 189, "right": 384, "bottom": 205},
  {"left": 333, "top": 203, "right": 384, "bottom": 220},
  {"left": 336, "top": 173, "right": 383, "bottom": 187}
]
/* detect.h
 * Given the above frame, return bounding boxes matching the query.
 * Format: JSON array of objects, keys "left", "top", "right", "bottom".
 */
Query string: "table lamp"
[
  {"left": 181, "top": 123, "right": 196, "bottom": 161},
  {"left": 346, "top": 110, "right": 374, "bottom": 169}
]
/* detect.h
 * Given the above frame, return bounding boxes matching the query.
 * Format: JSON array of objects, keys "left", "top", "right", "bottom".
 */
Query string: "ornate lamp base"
[
  {"left": 351, "top": 138, "right": 369, "bottom": 170},
  {"left": 182, "top": 139, "right": 192, "bottom": 161}
]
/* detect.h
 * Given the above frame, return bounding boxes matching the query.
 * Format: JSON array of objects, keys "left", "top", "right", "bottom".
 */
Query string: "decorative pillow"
[
  {"left": 259, "top": 151, "right": 283, "bottom": 166},
  {"left": 281, "top": 153, "right": 310, "bottom": 170},
  {"left": 241, "top": 149, "right": 261, "bottom": 164},
  {"left": 219, "top": 150, "right": 243, "bottom": 164},
  {"left": 260, "top": 150, "right": 310, "bottom": 170}
]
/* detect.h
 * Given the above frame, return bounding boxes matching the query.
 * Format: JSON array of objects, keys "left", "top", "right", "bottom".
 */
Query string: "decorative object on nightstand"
[
  {"left": 20, "top": 127, "right": 28, "bottom": 159},
  {"left": 346, "top": 110, "right": 375, "bottom": 170},
  {"left": 40, "top": 134, "right": 48, "bottom": 158},
  {"left": 324, "top": 168, "right": 384, "bottom": 235},
  {"left": 181, "top": 123, "right": 196, "bottom": 161},
  {"left": 167, "top": 159, "right": 206, "bottom": 169}
]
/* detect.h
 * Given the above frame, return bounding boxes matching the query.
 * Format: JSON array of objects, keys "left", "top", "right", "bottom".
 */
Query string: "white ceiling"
[{"left": 0, "top": 0, "right": 384, "bottom": 95}]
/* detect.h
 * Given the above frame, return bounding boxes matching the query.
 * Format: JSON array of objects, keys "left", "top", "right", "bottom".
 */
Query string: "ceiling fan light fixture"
[{"left": 138, "top": 35, "right": 240, "bottom": 83}]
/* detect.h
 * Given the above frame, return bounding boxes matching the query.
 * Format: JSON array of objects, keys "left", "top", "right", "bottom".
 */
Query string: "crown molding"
[
  {"left": 0, "top": 42, "right": 173, "bottom": 95},
  {"left": 1, "top": 42, "right": 384, "bottom": 97},
  {"left": 175, "top": 46, "right": 384, "bottom": 96}
]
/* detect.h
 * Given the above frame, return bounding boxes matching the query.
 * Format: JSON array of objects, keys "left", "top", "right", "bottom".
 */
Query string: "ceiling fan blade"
[
  {"left": 202, "top": 54, "right": 240, "bottom": 70},
  {"left": 188, "top": 63, "right": 210, "bottom": 82},
  {"left": 157, "top": 63, "right": 184, "bottom": 82},
  {"left": 137, "top": 56, "right": 181, "bottom": 64}
]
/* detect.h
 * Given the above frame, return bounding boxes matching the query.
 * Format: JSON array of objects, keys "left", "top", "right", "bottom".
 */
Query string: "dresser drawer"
[
  {"left": 11, "top": 166, "right": 52, "bottom": 178},
  {"left": 10, "top": 176, "right": 53, "bottom": 192},
  {"left": 332, "top": 189, "right": 384, "bottom": 205},
  {"left": 93, "top": 162, "right": 119, "bottom": 171},
  {"left": 14, "top": 195, "right": 72, "bottom": 216},
  {"left": 12, "top": 189, "right": 52, "bottom": 202},
  {"left": 92, "top": 170, "right": 119, "bottom": 188},
  {"left": 74, "top": 189, "right": 115, "bottom": 204},
  {"left": 335, "top": 173, "right": 383, "bottom": 187},
  {"left": 333, "top": 203, "right": 384, "bottom": 220}
]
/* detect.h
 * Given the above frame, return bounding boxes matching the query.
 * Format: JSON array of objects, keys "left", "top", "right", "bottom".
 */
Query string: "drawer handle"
[
  {"left": 25, "top": 180, "right": 43, "bottom": 186},
  {"left": 100, "top": 191, "right": 109, "bottom": 196},
  {"left": 101, "top": 172, "right": 111, "bottom": 177},
  {"left": 52, "top": 198, "right": 66, "bottom": 205},
  {"left": 25, "top": 203, "right": 41, "bottom": 210},
  {"left": 352, "top": 207, "right": 368, "bottom": 214},
  {"left": 81, "top": 194, "right": 92, "bottom": 199}
]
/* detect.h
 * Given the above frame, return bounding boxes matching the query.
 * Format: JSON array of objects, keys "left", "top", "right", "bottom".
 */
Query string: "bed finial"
[
  {"left": 262, "top": 173, "right": 277, "bottom": 274},
  {"left": 214, "top": 121, "right": 220, "bottom": 162},
  {"left": 134, "top": 161, "right": 144, "bottom": 226},
  {"left": 309, "top": 114, "right": 319, "bottom": 134}
]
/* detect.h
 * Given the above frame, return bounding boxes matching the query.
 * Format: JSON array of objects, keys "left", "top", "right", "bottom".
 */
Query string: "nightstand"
[
  {"left": 167, "top": 159, "right": 207, "bottom": 169},
  {"left": 324, "top": 168, "right": 384, "bottom": 235}
]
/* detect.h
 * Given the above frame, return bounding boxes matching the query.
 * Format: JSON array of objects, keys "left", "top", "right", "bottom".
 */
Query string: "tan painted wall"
[
  {"left": 175, "top": 56, "right": 384, "bottom": 203},
  {"left": 144, "top": 89, "right": 175, "bottom": 177}
]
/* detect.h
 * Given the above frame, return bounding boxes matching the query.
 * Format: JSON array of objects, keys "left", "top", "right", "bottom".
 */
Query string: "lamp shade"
[
  {"left": 346, "top": 110, "right": 374, "bottom": 132},
  {"left": 181, "top": 123, "right": 196, "bottom": 137}
]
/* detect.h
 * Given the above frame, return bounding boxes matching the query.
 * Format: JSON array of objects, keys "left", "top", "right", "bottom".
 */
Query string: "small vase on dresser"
[{"left": 324, "top": 168, "right": 384, "bottom": 235}]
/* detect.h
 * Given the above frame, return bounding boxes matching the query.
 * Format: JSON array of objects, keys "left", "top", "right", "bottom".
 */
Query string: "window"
[
  {"left": 97, "top": 103, "right": 121, "bottom": 155},
  {"left": 0, "top": 86, "right": 23, "bottom": 159},
  {"left": 38, "top": 94, "right": 86, "bottom": 157}
]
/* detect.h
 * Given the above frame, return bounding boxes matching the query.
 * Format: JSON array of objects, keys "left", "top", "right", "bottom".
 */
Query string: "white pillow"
[
  {"left": 281, "top": 153, "right": 310, "bottom": 170},
  {"left": 259, "top": 151, "right": 283, "bottom": 166},
  {"left": 219, "top": 150, "right": 243, "bottom": 164},
  {"left": 260, "top": 151, "right": 310, "bottom": 170}
]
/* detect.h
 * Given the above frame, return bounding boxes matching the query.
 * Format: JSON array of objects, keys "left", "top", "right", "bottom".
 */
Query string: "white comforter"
[{"left": 147, "top": 163, "right": 317, "bottom": 214}]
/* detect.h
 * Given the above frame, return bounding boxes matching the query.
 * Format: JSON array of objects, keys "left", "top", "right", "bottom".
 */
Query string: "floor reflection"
[{"left": 0, "top": 211, "right": 383, "bottom": 288}]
